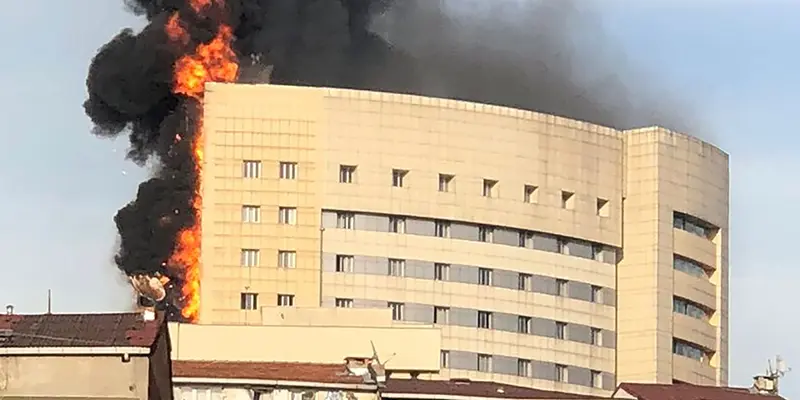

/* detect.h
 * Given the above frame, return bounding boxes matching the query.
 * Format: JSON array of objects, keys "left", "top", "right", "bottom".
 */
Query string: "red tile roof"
[
  {"left": 0, "top": 312, "right": 164, "bottom": 348},
  {"left": 384, "top": 379, "right": 603, "bottom": 399},
  {"left": 172, "top": 361, "right": 367, "bottom": 385},
  {"left": 617, "top": 383, "right": 786, "bottom": 400}
]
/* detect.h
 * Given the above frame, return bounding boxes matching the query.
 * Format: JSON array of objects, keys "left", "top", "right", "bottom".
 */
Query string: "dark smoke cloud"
[{"left": 85, "top": 0, "right": 693, "bottom": 318}]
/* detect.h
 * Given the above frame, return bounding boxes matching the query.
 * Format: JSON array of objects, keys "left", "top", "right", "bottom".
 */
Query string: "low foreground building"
[{"left": 0, "top": 309, "right": 173, "bottom": 400}]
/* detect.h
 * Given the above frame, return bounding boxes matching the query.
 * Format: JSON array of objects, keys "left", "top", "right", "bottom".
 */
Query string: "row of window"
[
  {"left": 330, "top": 254, "right": 609, "bottom": 305},
  {"left": 439, "top": 350, "right": 609, "bottom": 389},
  {"left": 673, "top": 338, "right": 711, "bottom": 362},
  {"left": 673, "top": 296, "right": 711, "bottom": 320},
  {"left": 322, "top": 211, "right": 618, "bottom": 264},
  {"left": 673, "top": 211, "right": 718, "bottom": 241}
]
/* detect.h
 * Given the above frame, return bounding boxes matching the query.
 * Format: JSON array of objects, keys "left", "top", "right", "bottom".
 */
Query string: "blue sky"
[{"left": 0, "top": 1, "right": 797, "bottom": 396}]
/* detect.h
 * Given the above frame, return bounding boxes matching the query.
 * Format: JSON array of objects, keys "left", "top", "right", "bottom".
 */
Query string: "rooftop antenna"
[
  {"left": 46, "top": 289, "right": 52, "bottom": 314},
  {"left": 751, "top": 355, "right": 790, "bottom": 395},
  {"left": 369, "top": 340, "right": 397, "bottom": 388}
]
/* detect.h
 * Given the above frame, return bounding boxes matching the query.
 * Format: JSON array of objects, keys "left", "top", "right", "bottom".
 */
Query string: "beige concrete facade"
[{"left": 193, "top": 83, "right": 729, "bottom": 396}]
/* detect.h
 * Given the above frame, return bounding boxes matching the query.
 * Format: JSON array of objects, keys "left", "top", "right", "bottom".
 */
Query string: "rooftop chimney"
[{"left": 5, "top": 304, "right": 13, "bottom": 315}]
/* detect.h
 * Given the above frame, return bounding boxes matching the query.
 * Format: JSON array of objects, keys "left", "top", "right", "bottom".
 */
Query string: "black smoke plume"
[{"left": 86, "top": 0, "right": 691, "bottom": 319}]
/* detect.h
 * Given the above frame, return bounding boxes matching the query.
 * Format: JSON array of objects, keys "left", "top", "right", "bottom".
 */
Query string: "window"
[
  {"left": 389, "top": 302, "right": 404, "bottom": 320},
  {"left": 388, "top": 259, "right": 405, "bottom": 277},
  {"left": 477, "top": 354, "right": 492, "bottom": 372},
  {"left": 335, "top": 255, "right": 354, "bottom": 273},
  {"left": 673, "top": 339, "right": 707, "bottom": 362},
  {"left": 336, "top": 212, "right": 355, "bottom": 229},
  {"left": 278, "top": 251, "right": 296, "bottom": 268},
  {"left": 434, "top": 307, "right": 450, "bottom": 324},
  {"left": 556, "top": 322, "right": 567, "bottom": 339},
  {"left": 597, "top": 198, "right": 610, "bottom": 217},
  {"left": 241, "top": 249, "right": 260, "bottom": 267},
  {"left": 243, "top": 160, "right": 261, "bottom": 178},
  {"left": 673, "top": 297, "right": 710, "bottom": 320},
  {"left": 518, "top": 274, "right": 531, "bottom": 291},
  {"left": 556, "top": 279, "right": 568, "bottom": 296},
  {"left": 339, "top": 165, "right": 356, "bottom": 183},
  {"left": 335, "top": 298, "right": 354, "bottom": 308},
  {"left": 279, "top": 162, "right": 297, "bottom": 179},
  {"left": 392, "top": 169, "right": 408, "bottom": 187},
  {"left": 591, "top": 285, "right": 603, "bottom": 303},
  {"left": 277, "top": 294, "right": 294, "bottom": 306},
  {"left": 242, "top": 205, "right": 261, "bottom": 223},
  {"left": 591, "top": 370, "right": 602, "bottom": 388},
  {"left": 592, "top": 244, "right": 604, "bottom": 262},
  {"left": 673, "top": 255, "right": 709, "bottom": 278},
  {"left": 482, "top": 179, "right": 497, "bottom": 197},
  {"left": 478, "top": 226, "right": 493, "bottom": 243},
  {"left": 278, "top": 207, "right": 297, "bottom": 225},
  {"left": 389, "top": 217, "right": 406, "bottom": 233},
  {"left": 518, "top": 231, "right": 533, "bottom": 248},
  {"left": 558, "top": 239, "right": 569, "bottom": 255},
  {"left": 440, "top": 350, "right": 450, "bottom": 368},
  {"left": 240, "top": 293, "right": 258, "bottom": 310},
  {"left": 591, "top": 328, "right": 602, "bottom": 346},
  {"left": 561, "top": 191, "right": 575, "bottom": 209},
  {"left": 439, "top": 174, "right": 454, "bottom": 192},
  {"left": 434, "top": 263, "right": 450, "bottom": 281},
  {"left": 673, "top": 211, "right": 717, "bottom": 239},
  {"left": 518, "top": 316, "right": 531, "bottom": 334},
  {"left": 435, "top": 221, "right": 450, "bottom": 238},
  {"left": 524, "top": 185, "right": 538, "bottom": 203},
  {"left": 478, "top": 268, "right": 492, "bottom": 286},
  {"left": 477, "top": 311, "right": 493, "bottom": 329},
  {"left": 555, "top": 364, "right": 568, "bottom": 382},
  {"left": 517, "top": 359, "right": 531, "bottom": 377}
]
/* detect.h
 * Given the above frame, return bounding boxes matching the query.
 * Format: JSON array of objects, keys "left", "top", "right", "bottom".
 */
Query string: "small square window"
[
  {"left": 435, "top": 221, "right": 450, "bottom": 238},
  {"left": 240, "top": 293, "right": 258, "bottom": 310},
  {"left": 556, "top": 279, "right": 568, "bottom": 296},
  {"left": 439, "top": 174, "right": 454, "bottom": 192},
  {"left": 517, "top": 316, "right": 531, "bottom": 334},
  {"left": 277, "top": 294, "right": 294, "bottom": 306},
  {"left": 478, "top": 226, "right": 493, "bottom": 243},
  {"left": 477, "top": 354, "right": 492, "bottom": 372},
  {"left": 335, "top": 255, "right": 354, "bottom": 273},
  {"left": 243, "top": 160, "right": 262, "bottom": 178},
  {"left": 335, "top": 298, "right": 353, "bottom": 308},
  {"left": 561, "top": 191, "right": 575, "bottom": 209},
  {"left": 477, "top": 311, "right": 493, "bottom": 329},
  {"left": 388, "top": 302, "right": 404, "bottom": 320},
  {"left": 597, "top": 198, "right": 610, "bottom": 217},
  {"left": 278, "top": 207, "right": 297, "bottom": 225},
  {"left": 279, "top": 162, "right": 297, "bottom": 180},
  {"left": 241, "top": 249, "right": 260, "bottom": 267},
  {"left": 242, "top": 205, "right": 261, "bottom": 223},
  {"left": 392, "top": 169, "right": 408, "bottom": 187},
  {"left": 517, "top": 359, "right": 531, "bottom": 377},
  {"left": 482, "top": 179, "right": 498, "bottom": 197},
  {"left": 555, "top": 364, "right": 568, "bottom": 382},
  {"left": 389, "top": 217, "right": 406, "bottom": 233},
  {"left": 336, "top": 212, "right": 355, "bottom": 229},
  {"left": 339, "top": 165, "right": 356, "bottom": 183},
  {"left": 434, "top": 263, "right": 450, "bottom": 281},
  {"left": 524, "top": 185, "right": 538, "bottom": 203},
  {"left": 388, "top": 259, "right": 405, "bottom": 277},
  {"left": 434, "top": 306, "right": 450, "bottom": 324},
  {"left": 478, "top": 268, "right": 492, "bottom": 286},
  {"left": 278, "top": 251, "right": 296, "bottom": 268},
  {"left": 518, "top": 274, "right": 531, "bottom": 291}
]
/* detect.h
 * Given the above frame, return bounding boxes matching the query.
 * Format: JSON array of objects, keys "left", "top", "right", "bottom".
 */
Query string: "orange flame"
[{"left": 164, "top": 1, "right": 238, "bottom": 322}]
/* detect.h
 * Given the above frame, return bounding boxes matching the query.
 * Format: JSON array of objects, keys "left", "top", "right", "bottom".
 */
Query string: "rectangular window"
[
  {"left": 673, "top": 255, "right": 709, "bottom": 278},
  {"left": 335, "top": 298, "right": 354, "bottom": 308},
  {"left": 673, "top": 297, "right": 710, "bottom": 320},
  {"left": 388, "top": 259, "right": 405, "bottom": 277},
  {"left": 555, "top": 364, "right": 568, "bottom": 382},
  {"left": 440, "top": 350, "right": 450, "bottom": 368},
  {"left": 278, "top": 207, "right": 297, "bottom": 225},
  {"left": 240, "top": 293, "right": 258, "bottom": 310},
  {"left": 335, "top": 255, "right": 354, "bottom": 273},
  {"left": 592, "top": 244, "right": 604, "bottom": 262},
  {"left": 556, "top": 279, "right": 568, "bottom": 296},
  {"left": 434, "top": 263, "right": 450, "bottom": 281},
  {"left": 517, "top": 359, "right": 531, "bottom": 377},
  {"left": 339, "top": 165, "right": 356, "bottom": 183},
  {"left": 597, "top": 198, "right": 610, "bottom": 217},
  {"left": 478, "top": 268, "right": 493, "bottom": 286},
  {"left": 389, "top": 217, "right": 406, "bottom": 233},
  {"left": 392, "top": 169, "right": 408, "bottom": 187},
  {"left": 591, "top": 285, "right": 603, "bottom": 303},
  {"left": 477, "top": 354, "right": 492, "bottom": 372},
  {"left": 243, "top": 160, "right": 262, "bottom": 178},
  {"left": 523, "top": 185, "right": 538, "bottom": 203},
  {"left": 241, "top": 249, "right": 260, "bottom": 267},
  {"left": 556, "top": 322, "right": 567, "bottom": 340},
  {"left": 673, "top": 212, "right": 717, "bottom": 240},
  {"left": 478, "top": 226, "right": 493, "bottom": 243},
  {"left": 482, "top": 179, "right": 497, "bottom": 197},
  {"left": 518, "top": 274, "right": 531, "bottom": 291},
  {"left": 279, "top": 162, "right": 297, "bottom": 179},
  {"left": 477, "top": 311, "right": 493, "bottom": 329},
  {"left": 277, "top": 294, "right": 294, "bottom": 307},
  {"left": 561, "top": 191, "right": 575, "bottom": 209},
  {"left": 336, "top": 212, "right": 355, "bottom": 229},
  {"left": 518, "top": 231, "right": 533, "bottom": 248},
  {"left": 278, "top": 251, "right": 296, "bottom": 268},
  {"left": 434, "top": 306, "right": 450, "bottom": 324},
  {"left": 434, "top": 221, "right": 451, "bottom": 238},
  {"left": 591, "top": 370, "right": 602, "bottom": 388},
  {"left": 591, "top": 328, "right": 602, "bottom": 346},
  {"left": 241, "top": 205, "right": 261, "bottom": 223},
  {"left": 517, "top": 316, "right": 531, "bottom": 334},
  {"left": 389, "top": 302, "right": 404, "bottom": 321},
  {"left": 439, "top": 174, "right": 454, "bottom": 192},
  {"left": 673, "top": 338, "right": 708, "bottom": 362}
]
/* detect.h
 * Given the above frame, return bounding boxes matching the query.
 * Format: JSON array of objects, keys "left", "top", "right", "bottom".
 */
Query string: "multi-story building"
[{"left": 188, "top": 83, "right": 728, "bottom": 395}]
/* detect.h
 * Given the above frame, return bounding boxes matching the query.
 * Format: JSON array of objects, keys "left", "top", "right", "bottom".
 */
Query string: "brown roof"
[
  {"left": 384, "top": 379, "right": 604, "bottom": 399},
  {"left": 173, "top": 361, "right": 367, "bottom": 385},
  {"left": 617, "top": 383, "right": 786, "bottom": 400},
  {"left": 0, "top": 312, "right": 164, "bottom": 348}
]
